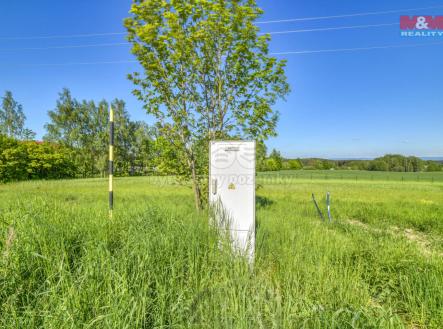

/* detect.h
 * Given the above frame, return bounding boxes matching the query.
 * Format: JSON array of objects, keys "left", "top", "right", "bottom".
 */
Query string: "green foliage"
[
  {"left": 125, "top": 0, "right": 290, "bottom": 208},
  {"left": 345, "top": 160, "right": 371, "bottom": 170},
  {"left": 269, "top": 149, "right": 283, "bottom": 168},
  {"left": 0, "top": 135, "right": 27, "bottom": 181},
  {"left": 301, "top": 158, "right": 336, "bottom": 170},
  {"left": 336, "top": 154, "right": 441, "bottom": 172},
  {"left": 23, "top": 141, "right": 76, "bottom": 180},
  {"left": 260, "top": 148, "right": 283, "bottom": 171},
  {"left": 255, "top": 140, "right": 267, "bottom": 171},
  {"left": 370, "top": 155, "right": 425, "bottom": 172},
  {"left": 283, "top": 158, "right": 303, "bottom": 170},
  {"left": 0, "top": 91, "right": 35, "bottom": 140},
  {"left": 21, "top": 128, "right": 36, "bottom": 141},
  {"left": 44, "top": 89, "right": 155, "bottom": 177},
  {"left": 426, "top": 161, "right": 442, "bottom": 172},
  {"left": 0, "top": 134, "right": 75, "bottom": 182},
  {"left": 262, "top": 158, "right": 280, "bottom": 171}
]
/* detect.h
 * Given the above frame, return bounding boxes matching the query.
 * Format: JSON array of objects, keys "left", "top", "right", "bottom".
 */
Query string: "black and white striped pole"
[{"left": 109, "top": 106, "right": 114, "bottom": 218}]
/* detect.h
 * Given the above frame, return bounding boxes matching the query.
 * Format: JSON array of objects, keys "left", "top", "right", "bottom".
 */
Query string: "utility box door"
[{"left": 209, "top": 141, "right": 255, "bottom": 259}]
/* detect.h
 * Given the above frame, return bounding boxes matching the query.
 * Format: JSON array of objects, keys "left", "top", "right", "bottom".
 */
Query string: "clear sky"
[{"left": 1, "top": 0, "right": 442, "bottom": 158}]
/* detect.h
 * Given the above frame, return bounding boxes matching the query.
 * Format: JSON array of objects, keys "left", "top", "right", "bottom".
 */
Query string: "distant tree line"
[
  {"left": 257, "top": 146, "right": 303, "bottom": 171},
  {"left": 259, "top": 152, "right": 443, "bottom": 172},
  {"left": 1, "top": 90, "right": 442, "bottom": 183},
  {"left": 0, "top": 89, "right": 156, "bottom": 182},
  {"left": 334, "top": 154, "right": 442, "bottom": 172}
]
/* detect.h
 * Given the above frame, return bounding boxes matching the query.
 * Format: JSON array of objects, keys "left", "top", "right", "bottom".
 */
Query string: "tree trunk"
[{"left": 189, "top": 158, "right": 203, "bottom": 211}]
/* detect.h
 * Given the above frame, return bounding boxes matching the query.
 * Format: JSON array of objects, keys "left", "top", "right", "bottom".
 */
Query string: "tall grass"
[{"left": 1, "top": 177, "right": 442, "bottom": 328}]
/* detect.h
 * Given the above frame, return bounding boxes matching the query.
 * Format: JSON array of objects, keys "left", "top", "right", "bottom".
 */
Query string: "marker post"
[{"left": 109, "top": 107, "right": 114, "bottom": 218}]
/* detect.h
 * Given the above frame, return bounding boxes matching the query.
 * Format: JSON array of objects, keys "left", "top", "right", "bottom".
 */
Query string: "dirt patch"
[
  {"left": 348, "top": 219, "right": 369, "bottom": 230},
  {"left": 347, "top": 220, "right": 442, "bottom": 258},
  {"left": 403, "top": 228, "right": 436, "bottom": 257},
  {"left": 347, "top": 219, "right": 382, "bottom": 234}
]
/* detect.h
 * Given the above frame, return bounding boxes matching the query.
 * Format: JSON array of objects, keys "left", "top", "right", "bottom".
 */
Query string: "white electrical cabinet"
[{"left": 209, "top": 141, "right": 255, "bottom": 260}]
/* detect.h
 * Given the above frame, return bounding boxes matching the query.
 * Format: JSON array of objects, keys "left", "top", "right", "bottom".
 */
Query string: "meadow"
[{"left": 1, "top": 171, "right": 442, "bottom": 328}]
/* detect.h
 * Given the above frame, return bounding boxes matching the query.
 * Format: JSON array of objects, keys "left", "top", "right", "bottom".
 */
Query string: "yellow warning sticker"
[{"left": 228, "top": 183, "right": 236, "bottom": 190}]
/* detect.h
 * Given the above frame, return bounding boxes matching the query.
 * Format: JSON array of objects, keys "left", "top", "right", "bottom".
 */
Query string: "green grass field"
[
  {"left": 1, "top": 171, "right": 442, "bottom": 328},
  {"left": 258, "top": 169, "right": 443, "bottom": 183}
]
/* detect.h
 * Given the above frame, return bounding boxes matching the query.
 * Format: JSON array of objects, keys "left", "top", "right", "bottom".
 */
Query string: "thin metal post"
[
  {"left": 326, "top": 192, "right": 332, "bottom": 222},
  {"left": 312, "top": 193, "right": 325, "bottom": 221},
  {"left": 109, "top": 106, "right": 114, "bottom": 218}
]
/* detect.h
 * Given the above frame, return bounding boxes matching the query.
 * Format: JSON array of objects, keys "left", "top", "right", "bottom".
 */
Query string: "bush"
[
  {"left": 263, "top": 158, "right": 281, "bottom": 171},
  {"left": 0, "top": 134, "right": 75, "bottom": 182}
]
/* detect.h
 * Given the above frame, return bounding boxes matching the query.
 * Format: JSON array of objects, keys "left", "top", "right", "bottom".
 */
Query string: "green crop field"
[{"left": 1, "top": 172, "right": 443, "bottom": 328}]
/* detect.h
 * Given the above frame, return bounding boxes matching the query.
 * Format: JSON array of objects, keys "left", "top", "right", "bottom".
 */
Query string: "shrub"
[{"left": 0, "top": 134, "right": 75, "bottom": 182}]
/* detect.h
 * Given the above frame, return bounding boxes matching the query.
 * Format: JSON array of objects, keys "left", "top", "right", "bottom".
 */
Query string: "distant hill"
[{"left": 420, "top": 157, "right": 443, "bottom": 163}]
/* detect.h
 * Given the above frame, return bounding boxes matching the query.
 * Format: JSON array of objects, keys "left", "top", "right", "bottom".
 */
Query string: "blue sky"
[{"left": 0, "top": 0, "right": 442, "bottom": 158}]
